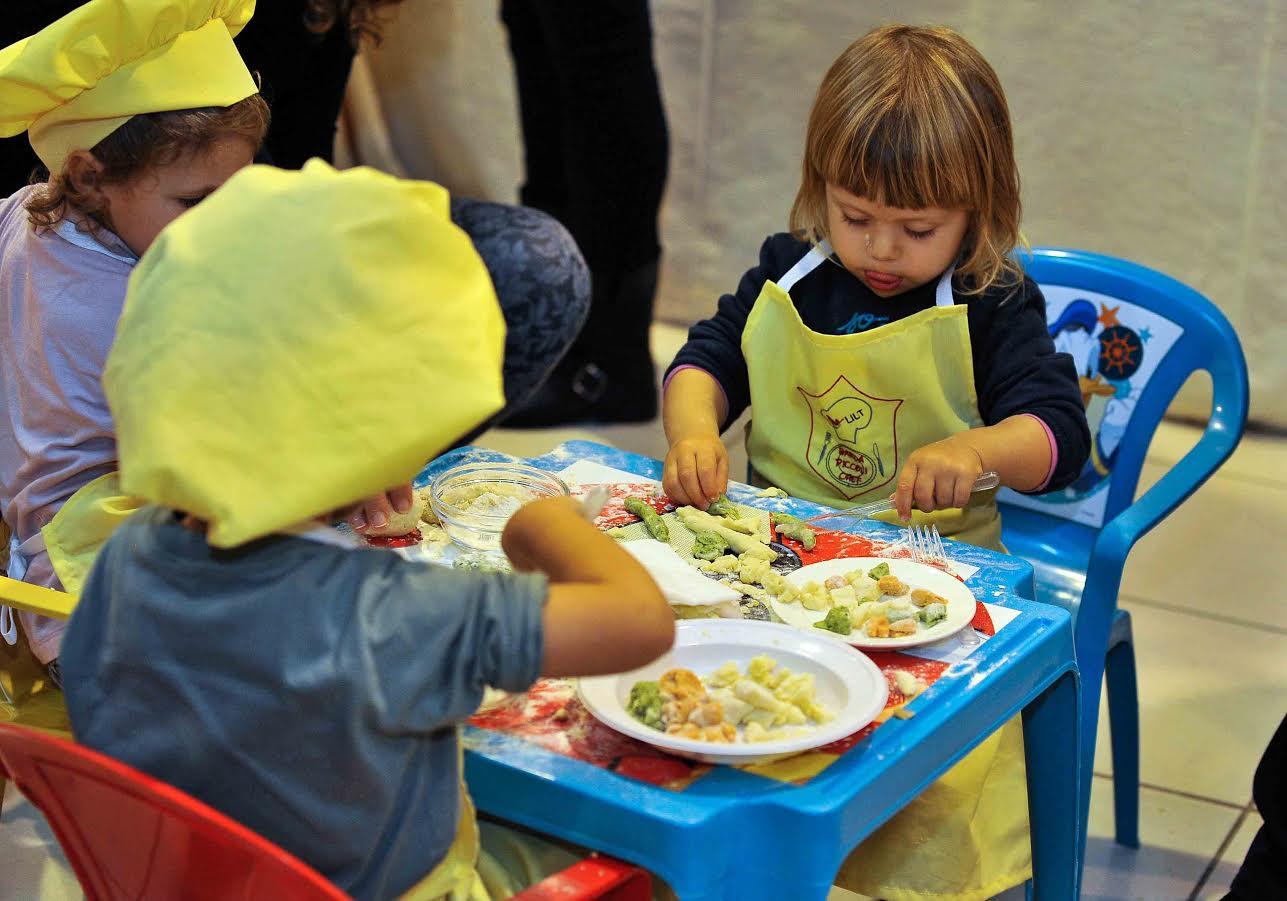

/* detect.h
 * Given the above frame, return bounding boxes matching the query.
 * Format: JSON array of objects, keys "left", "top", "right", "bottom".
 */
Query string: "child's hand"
[
  {"left": 893, "top": 436, "right": 985, "bottom": 520},
  {"left": 347, "top": 483, "right": 415, "bottom": 533},
  {"left": 663, "top": 435, "right": 729, "bottom": 509}
]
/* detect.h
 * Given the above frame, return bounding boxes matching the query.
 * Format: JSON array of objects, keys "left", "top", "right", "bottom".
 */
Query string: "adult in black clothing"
[
  {"left": 1223, "top": 714, "right": 1287, "bottom": 900},
  {"left": 498, "top": 0, "right": 670, "bottom": 426},
  {"left": 0, "top": 0, "right": 591, "bottom": 418}
]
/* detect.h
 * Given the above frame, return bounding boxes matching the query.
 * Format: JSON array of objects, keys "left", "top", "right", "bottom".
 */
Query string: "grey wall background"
[{"left": 356, "top": 0, "right": 1283, "bottom": 426}]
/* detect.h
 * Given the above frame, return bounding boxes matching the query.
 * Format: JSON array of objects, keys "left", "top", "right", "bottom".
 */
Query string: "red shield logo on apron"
[{"left": 798, "top": 375, "right": 903, "bottom": 501}]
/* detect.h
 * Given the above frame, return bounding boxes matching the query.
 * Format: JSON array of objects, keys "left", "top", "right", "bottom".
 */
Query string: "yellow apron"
[
  {"left": 40, "top": 473, "right": 146, "bottom": 599},
  {"left": 743, "top": 242, "right": 1002, "bottom": 550},
  {"left": 743, "top": 243, "right": 1030, "bottom": 899}
]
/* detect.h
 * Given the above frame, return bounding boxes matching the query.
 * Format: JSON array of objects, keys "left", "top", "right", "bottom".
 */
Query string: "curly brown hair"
[
  {"left": 24, "top": 95, "right": 270, "bottom": 235},
  {"left": 303, "top": 0, "right": 406, "bottom": 46}
]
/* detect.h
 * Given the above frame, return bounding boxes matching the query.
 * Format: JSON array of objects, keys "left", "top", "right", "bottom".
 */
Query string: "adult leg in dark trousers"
[
  {"left": 1223, "top": 713, "right": 1287, "bottom": 900},
  {"left": 499, "top": 0, "right": 669, "bottom": 427}
]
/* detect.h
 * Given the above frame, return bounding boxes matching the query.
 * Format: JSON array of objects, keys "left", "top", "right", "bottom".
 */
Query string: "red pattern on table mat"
[
  {"left": 571, "top": 483, "right": 675, "bottom": 529},
  {"left": 813, "top": 651, "right": 949, "bottom": 755},
  {"left": 468, "top": 679, "right": 709, "bottom": 790},
  {"left": 971, "top": 602, "right": 995, "bottom": 635},
  {"left": 363, "top": 529, "right": 422, "bottom": 548},
  {"left": 781, "top": 526, "right": 894, "bottom": 564}
]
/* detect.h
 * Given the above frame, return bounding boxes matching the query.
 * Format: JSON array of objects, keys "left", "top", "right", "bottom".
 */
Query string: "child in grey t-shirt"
[{"left": 61, "top": 161, "right": 672, "bottom": 900}]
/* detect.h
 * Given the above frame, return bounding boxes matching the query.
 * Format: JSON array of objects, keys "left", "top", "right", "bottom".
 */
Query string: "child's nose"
[{"left": 868, "top": 230, "right": 899, "bottom": 261}]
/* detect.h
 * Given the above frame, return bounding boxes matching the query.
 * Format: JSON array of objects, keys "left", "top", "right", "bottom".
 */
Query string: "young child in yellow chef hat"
[
  {"left": 662, "top": 25, "right": 1090, "bottom": 901},
  {"left": 0, "top": 0, "right": 269, "bottom": 672},
  {"left": 58, "top": 159, "right": 674, "bottom": 900}
]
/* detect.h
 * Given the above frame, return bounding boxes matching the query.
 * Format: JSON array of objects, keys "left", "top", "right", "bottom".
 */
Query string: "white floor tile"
[
  {"left": 1120, "top": 456, "right": 1287, "bottom": 632},
  {"left": 1081, "top": 777, "right": 1240, "bottom": 901},
  {"left": 1145, "top": 418, "right": 1287, "bottom": 492},
  {"left": 1196, "top": 808, "right": 1262, "bottom": 900},
  {"left": 1090, "top": 603, "right": 1283, "bottom": 804},
  {"left": 0, "top": 782, "right": 80, "bottom": 901}
]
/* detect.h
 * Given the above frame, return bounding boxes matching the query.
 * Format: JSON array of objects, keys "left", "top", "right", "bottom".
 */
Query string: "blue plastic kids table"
[{"left": 421, "top": 441, "right": 1081, "bottom": 900}]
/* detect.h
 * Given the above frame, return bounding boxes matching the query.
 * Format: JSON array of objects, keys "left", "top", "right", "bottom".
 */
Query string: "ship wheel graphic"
[{"left": 1097, "top": 325, "right": 1143, "bottom": 380}]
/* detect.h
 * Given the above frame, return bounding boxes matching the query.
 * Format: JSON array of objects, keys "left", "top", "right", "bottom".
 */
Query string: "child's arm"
[
  {"left": 892, "top": 415, "right": 1051, "bottom": 520},
  {"left": 661, "top": 236, "right": 799, "bottom": 507},
  {"left": 970, "top": 280, "right": 1091, "bottom": 491},
  {"left": 662, "top": 368, "right": 730, "bottom": 508},
  {"left": 502, "top": 497, "right": 673, "bottom": 677}
]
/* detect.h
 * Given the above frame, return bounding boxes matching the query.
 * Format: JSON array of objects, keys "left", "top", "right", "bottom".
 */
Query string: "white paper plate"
[
  {"left": 578, "top": 619, "right": 887, "bottom": 766},
  {"left": 770, "top": 557, "right": 976, "bottom": 650}
]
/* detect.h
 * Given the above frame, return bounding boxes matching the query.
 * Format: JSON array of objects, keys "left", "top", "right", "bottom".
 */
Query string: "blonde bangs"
[{"left": 790, "top": 25, "right": 1025, "bottom": 294}]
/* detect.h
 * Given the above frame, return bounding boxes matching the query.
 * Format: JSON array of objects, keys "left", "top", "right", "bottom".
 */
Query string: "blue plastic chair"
[{"left": 998, "top": 248, "right": 1249, "bottom": 854}]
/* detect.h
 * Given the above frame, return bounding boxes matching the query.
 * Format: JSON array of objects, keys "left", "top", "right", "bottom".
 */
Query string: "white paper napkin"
[{"left": 621, "top": 539, "right": 742, "bottom": 607}]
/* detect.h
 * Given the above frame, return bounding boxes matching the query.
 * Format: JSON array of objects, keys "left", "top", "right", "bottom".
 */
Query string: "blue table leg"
[
  {"left": 1021, "top": 668, "right": 1081, "bottom": 901},
  {"left": 721, "top": 868, "right": 831, "bottom": 901}
]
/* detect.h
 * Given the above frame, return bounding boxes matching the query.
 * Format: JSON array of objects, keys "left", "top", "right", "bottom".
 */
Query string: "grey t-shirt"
[{"left": 61, "top": 507, "right": 547, "bottom": 900}]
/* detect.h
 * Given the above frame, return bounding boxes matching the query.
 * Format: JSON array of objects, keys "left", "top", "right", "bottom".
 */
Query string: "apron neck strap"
[
  {"left": 779, "top": 242, "right": 957, "bottom": 309},
  {"left": 777, "top": 240, "right": 833, "bottom": 293},
  {"left": 935, "top": 264, "right": 957, "bottom": 308}
]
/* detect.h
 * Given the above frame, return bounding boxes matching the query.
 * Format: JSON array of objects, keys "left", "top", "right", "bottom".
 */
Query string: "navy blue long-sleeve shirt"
[{"left": 668, "top": 233, "right": 1091, "bottom": 491}]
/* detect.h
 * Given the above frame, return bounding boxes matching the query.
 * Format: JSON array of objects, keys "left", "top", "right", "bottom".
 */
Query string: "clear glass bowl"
[{"left": 429, "top": 462, "right": 569, "bottom": 554}]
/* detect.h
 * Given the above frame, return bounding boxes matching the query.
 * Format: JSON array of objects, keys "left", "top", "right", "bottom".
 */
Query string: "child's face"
[
  {"left": 96, "top": 137, "right": 256, "bottom": 257},
  {"left": 824, "top": 184, "right": 969, "bottom": 298}
]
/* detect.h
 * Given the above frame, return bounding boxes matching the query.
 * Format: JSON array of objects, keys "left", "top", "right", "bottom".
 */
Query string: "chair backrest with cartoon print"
[
  {"left": 999, "top": 248, "right": 1248, "bottom": 604},
  {"left": 999, "top": 245, "right": 1248, "bottom": 635},
  {"left": 1000, "top": 248, "right": 1248, "bottom": 534}
]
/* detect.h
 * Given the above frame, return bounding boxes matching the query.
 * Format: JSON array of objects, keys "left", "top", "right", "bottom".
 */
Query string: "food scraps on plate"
[{"left": 625, "top": 656, "right": 834, "bottom": 744}]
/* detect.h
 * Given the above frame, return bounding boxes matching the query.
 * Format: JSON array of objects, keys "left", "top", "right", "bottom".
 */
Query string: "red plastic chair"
[{"left": 0, "top": 723, "right": 651, "bottom": 901}]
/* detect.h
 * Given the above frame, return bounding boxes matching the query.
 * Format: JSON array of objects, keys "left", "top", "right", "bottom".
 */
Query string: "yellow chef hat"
[
  {"left": 0, "top": 0, "right": 258, "bottom": 172},
  {"left": 103, "top": 160, "right": 507, "bottom": 548}
]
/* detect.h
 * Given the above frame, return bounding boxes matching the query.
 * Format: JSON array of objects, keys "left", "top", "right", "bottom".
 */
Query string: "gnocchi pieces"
[
  {"left": 768, "top": 561, "right": 960, "bottom": 640},
  {"left": 626, "top": 656, "right": 834, "bottom": 744}
]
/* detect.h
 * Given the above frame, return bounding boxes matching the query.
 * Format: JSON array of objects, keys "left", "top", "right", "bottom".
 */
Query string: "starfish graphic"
[
  {"left": 1138, "top": 326, "right": 1153, "bottom": 344},
  {"left": 1098, "top": 304, "right": 1120, "bottom": 328}
]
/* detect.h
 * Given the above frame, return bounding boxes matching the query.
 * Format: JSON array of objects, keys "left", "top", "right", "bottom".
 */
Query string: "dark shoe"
[{"left": 499, "top": 358, "right": 657, "bottom": 428}]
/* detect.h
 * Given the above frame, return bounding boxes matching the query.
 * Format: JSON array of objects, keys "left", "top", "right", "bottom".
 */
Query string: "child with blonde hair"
[
  {"left": 0, "top": 0, "right": 270, "bottom": 673},
  {"left": 664, "top": 24, "right": 1089, "bottom": 898}
]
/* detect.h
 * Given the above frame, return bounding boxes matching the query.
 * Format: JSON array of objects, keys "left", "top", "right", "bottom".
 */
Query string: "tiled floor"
[{"left": 2, "top": 322, "right": 1280, "bottom": 899}]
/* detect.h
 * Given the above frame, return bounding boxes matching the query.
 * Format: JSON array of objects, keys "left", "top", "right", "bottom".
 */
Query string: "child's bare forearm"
[
  {"left": 663, "top": 368, "right": 727, "bottom": 444},
  {"left": 960, "top": 415, "right": 1053, "bottom": 492},
  {"left": 503, "top": 498, "right": 641, "bottom": 584},
  {"left": 503, "top": 498, "right": 673, "bottom": 677}
]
